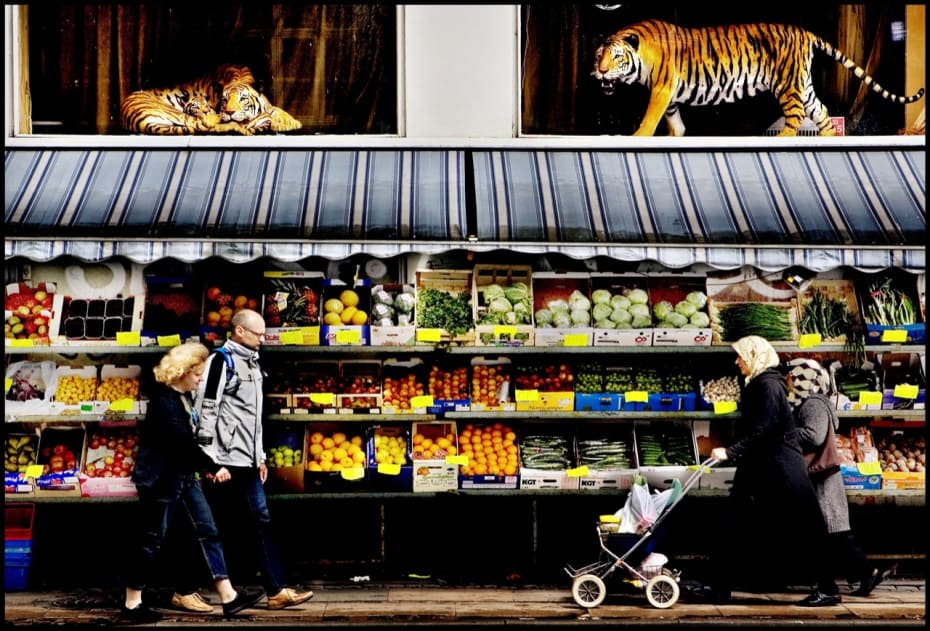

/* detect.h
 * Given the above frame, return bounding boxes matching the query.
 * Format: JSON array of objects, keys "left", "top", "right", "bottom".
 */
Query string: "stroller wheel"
[
  {"left": 572, "top": 574, "right": 607, "bottom": 608},
  {"left": 645, "top": 574, "right": 680, "bottom": 609}
]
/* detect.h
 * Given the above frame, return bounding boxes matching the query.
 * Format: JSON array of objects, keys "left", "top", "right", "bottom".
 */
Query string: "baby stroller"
[{"left": 564, "top": 458, "right": 717, "bottom": 609}]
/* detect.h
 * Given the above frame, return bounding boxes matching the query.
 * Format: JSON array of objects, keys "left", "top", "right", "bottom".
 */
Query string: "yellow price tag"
[
  {"left": 893, "top": 384, "right": 919, "bottom": 399},
  {"left": 157, "top": 334, "right": 181, "bottom": 347},
  {"left": 378, "top": 463, "right": 401, "bottom": 475},
  {"left": 310, "top": 392, "right": 334, "bottom": 405},
  {"left": 797, "top": 333, "right": 822, "bottom": 348},
  {"left": 335, "top": 329, "right": 361, "bottom": 344},
  {"left": 5, "top": 378, "right": 12, "bottom": 394},
  {"left": 563, "top": 333, "right": 588, "bottom": 347},
  {"left": 625, "top": 390, "right": 648, "bottom": 403},
  {"left": 109, "top": 398, "right": 134, "bottom": 412},
  {"left": 279, "top": 330, "right": 303, "bottom": 345},
  {"left": 713, "top": 401, "right": 738, "bottom": 414},
  {"left": 116, "top": 331, "right": 141, "bottom": 346},
  {"left": 340, "top": 467, "right": 365, "bottom": 481},
  {"left": 25, "top": 464, "right": 44, "bottom": 479},
  {"left": 411, "top": 395, "right": 433, "bottom": 408},
  {"left": 493, "top": 325, "right": 517, "bottom": 337},
  {"left": 857, "top": 461, "right": 882, "bottom": 475},
  {"left": 858, "top": 391, "right": 883, "bottom": 405},
  {"left": 567, "top": 466, "right": 589, "bottom": 477},
  {"left": 515, "top": 389, "right": 538, "bottom": 401},
  {"left": 302, "top": 326, "right": 320, "bottom": 345},
  {"left": 881, "top": 329, "right": 908, "bottom": 343},
  {"left": 416, "top": 329, "right": 442, "bottom": 342},
  {"left": 446, "top": 454, "right": 468, "bottom": 466},
  {"left": 8, "top": 339, "right": 34, "bottom": 347}
]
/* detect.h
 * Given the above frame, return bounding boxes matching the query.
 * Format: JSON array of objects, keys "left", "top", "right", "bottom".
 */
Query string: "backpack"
[{"left": 202, "top": 346, "right": 237, "bottom": 402}]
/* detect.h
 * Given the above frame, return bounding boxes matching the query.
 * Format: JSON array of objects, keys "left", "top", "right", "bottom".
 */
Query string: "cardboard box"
[
  {"left": 473, "top": 265, "right": 534, "bottom": 347},
  {"left": 5, "top": 281, "right": 57, "bottom": 345},
  {"left": 283, "top": 361, "right": 340, "bottom": 414},
  {"left": 882, "top": 471, "right": 925, "bottom": 490},
  {"left": 380, "top": 358, "right": 428, "bottom": 414},
  {"left": 531, "top": 272, "right": 593, "bottom": 347},
  {"left": 705, "top": 270, "right": 800, "bottom": 345},
  {"left": 265, "top": 424, "right": 306, "bottom": 493},
  {"left": 4, "top": 472, "right": 35, "bottom": 496},
  {"left": 34, "top": 426, "right": 84, "bottom": 497},
  {"left": 95, "top": 364, "right": 143, "bottom": 415},
  {"left": 200, "top": 267, "right": 263, "bottom": 346},
  {"left": 468, "top": 357, "right": 515, "bottom": 412},
  {"left": 303, "top": 422, "right": 368, "bottom": 492},
  {"left": 140, "top": 274, "right": 201, "bottom": 345},
  {"left": 589, "top": 273, "right": 654, "bottom": 347},
  {"left": 48, "top": 365, "right": 99, "bottom": 415},
  {"left": 797, "top": 280, "right": 862, "bottom": 345},
  {"left": 320, "top": 279, "right": 371, "bottom": 346},
  {"left": 857, "top": 270, "right": 925, "bottom": 345},
  {"left": 514, "top": 362, "right": 576, "bottom": 411},
  {"left": 411, "top": 422, "right": 458, "bottom": 493},
  {"left": 649, "top": 275, "right": 712, "bottom": 346},
  {"left": 880, "top": 352, "right": 926, "bottom": 410},
  {"left": 519, "top": 431, "right": 579, "bottom": 490},
  {"left": 635, "top": 420, "right": 699, "bottom": 490},
  {"left": 576, "top": 429, "right": 637, "bottom": 491},
  {"left": 336, "top": 360, "right": 383, "bottom": 414},
  {"left": 414, "top": 269, "right": 475, "bottom": 346},
  {"left": 367, "top": 425, "right": 412, "bottom": 492},
  {"left": 262, "top": 270, "right": 324, "bottom": 346},
  {"left": 457, "top": 422, "right": 520, "bottom": 490},
  {"left": 425, "top": 360, "right": 471, "bottom": 413},
  {"left": 698, "top": 467, "right": 736, "bottom": 491},
  {"left": 31, "top": 261, "right": 145, "bottom": 346},
  {"left": 369, "top": 284, "right": 417, "bottom": 347},
  {"left": 4, "top": 360, "right": 56, "bottom": 416},
  {"left": 82, "top": 425, "right": 139, "bottom": 487},
  {"left": 841, "top": 463, "right": 883, "bottom": 490}
]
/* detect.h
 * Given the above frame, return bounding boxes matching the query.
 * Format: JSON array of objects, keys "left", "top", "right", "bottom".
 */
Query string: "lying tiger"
[
  {"left": 592, "top": 19, "right": 926, "bottom": 136},
  {"left": 120, "top": 64, "right": 302, "bottom": 135}
]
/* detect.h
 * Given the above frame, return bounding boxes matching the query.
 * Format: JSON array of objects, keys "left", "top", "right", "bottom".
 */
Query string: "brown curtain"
[{"left": 28, "top": 4, "right": 396, "bottom": 134}]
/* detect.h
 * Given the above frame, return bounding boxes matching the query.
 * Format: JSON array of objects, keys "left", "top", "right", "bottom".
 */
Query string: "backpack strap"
[{"left": 202, "top": 347, "right": 235, "bottom": 402}]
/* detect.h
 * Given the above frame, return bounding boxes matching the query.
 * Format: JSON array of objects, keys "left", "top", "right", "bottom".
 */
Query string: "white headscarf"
[
  {"left": 787, "top": 358, "right": 832, "bottom": 407},
  {"left": 731, "top": 335, "right": 781, "bottom": 384}
]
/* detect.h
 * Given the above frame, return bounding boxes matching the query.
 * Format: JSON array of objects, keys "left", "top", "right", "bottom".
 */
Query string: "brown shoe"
[
  {"left": 267, "top": 587, "right": 314, "bottom": 610},
  {"left": 171, "top": 591, "right": 214, "bottom": 613}
]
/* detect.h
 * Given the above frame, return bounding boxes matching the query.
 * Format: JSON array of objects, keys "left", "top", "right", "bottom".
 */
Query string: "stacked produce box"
[{"left": 473, "top": 265, "right": 534, "bottom": 346}]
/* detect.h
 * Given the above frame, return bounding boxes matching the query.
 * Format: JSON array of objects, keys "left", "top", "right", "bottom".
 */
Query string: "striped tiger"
[
  {"left": 120, "top": 64, "right": 301, "bottom": 135},
  {"left": 592, "top": 19, "right": 926, "bottom": 136}
]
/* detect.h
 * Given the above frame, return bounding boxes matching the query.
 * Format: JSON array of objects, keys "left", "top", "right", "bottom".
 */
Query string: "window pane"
[{"left": 27, "top": 3, "right": 397, "bottom": 135}]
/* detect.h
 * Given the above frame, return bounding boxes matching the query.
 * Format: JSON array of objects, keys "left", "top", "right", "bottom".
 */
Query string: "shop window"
[
  {"left": 520, "top": 2, "right": 925, "bottom": 137},
  {"left": 19, "top": 3, "right": 397, "bottom": 135}
]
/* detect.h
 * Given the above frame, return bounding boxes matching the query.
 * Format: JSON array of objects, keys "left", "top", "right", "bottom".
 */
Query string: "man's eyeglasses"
[{"left": 241, "top": 326, "right": 266, "bottom": 338}]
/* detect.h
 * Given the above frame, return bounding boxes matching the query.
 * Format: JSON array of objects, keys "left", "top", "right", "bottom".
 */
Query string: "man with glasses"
[{"left": 195, "top": 309, "right": 314, "bottom": 611}]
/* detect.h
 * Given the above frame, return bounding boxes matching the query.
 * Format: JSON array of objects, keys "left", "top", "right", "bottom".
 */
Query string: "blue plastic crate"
[
  {"left": 5, "top": 563, "right": 30, "bottom": 591},
  {"left": 5, "top": 539, "right": 32, "bottom": 556}
]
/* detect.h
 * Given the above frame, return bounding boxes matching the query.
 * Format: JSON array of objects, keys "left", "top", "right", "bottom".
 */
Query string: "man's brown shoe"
[
  {"left": 267, "top": 587, "right": 314, "bottom": 610},
  {"left": 171, "top": 591, "right": 214, "bottom": 613}
]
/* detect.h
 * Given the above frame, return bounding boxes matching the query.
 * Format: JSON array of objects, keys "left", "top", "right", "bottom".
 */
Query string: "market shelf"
[
  {"left": 4, "top": 414, "right": 144, "bottom": 424},
  {"left": 5, "top": 488, "right": 923, "bottom": 506},
  {"left": 267, "top": 413, "right": 436, "bottom": 422}
]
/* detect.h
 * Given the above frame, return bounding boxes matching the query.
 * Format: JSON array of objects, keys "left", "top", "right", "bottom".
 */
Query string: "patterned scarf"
[
  {"left": 731, "top": 335, "right": 781, "bottom": 384},
  {"left": 787, "top": 358, "right": 832, "bottom": 407}
]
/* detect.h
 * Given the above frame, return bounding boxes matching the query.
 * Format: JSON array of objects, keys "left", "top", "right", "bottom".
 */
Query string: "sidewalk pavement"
[{"left": 4, "top": 577, "right": 925, "bottom": 628}]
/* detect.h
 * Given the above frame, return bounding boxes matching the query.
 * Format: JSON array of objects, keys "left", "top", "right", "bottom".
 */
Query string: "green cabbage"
[
  {"left": 569, "top": 290, "right": 591, "bottom": 312},
  {"left": 547, "top": 299, "right": 570, "bottom": 313},
  {"left": 394, "top": 292, "right": 416, "bottom": 314},
  {"left": 609, "top": 307, "right": 632, "bottom": 324},
  {"left": 685, "top": 290, "right": 708, "bottom": 309},
  {"left": 689, "top": 311, "right": 710, "bottom": 328},
  {"left": 552, "top": 312, "right": 572, "bottom": 328},
  {"left": 483, "top": 284, "right": 505, "bottom": 301},
  {"left": 534, "top": 308, "right": 553, "bottom": 325},
  {"left": 610, "top": 294, "right": 631, "bottom": 310},
  {"left": 595, "top": 318, "right": 616, "bottom": 329},
  {"left": 570, "top": 309, "right": 591, "bottom": 325},
  {"left": 488, "top": 297, "right": 513, "bottom": 314},
  {"left": 592, "top": 289, "right": 612, "bottom": 305},
  {"left": 663, "top": 312, "right": 689, "bottom": 328},
  {"left": 652, "top": 300, "right": 674, "bottom": 320},
  {"left": 631, "top": 314, "right": 652, "bottom": 329},
  {"left": 674, "top": 300, "right": 697, "bottom": 317},
  {"left": 592, "top": 303, "right": 613, "bottom": 322},
  {"left": 625, "top": 288, "right": 649, "bottom": 305},
  {"left": 629, "top": 303, "right": 650, "bottom": 319},
  {"left": 503, "top": 282, "right": 529, "bottom": 305}
]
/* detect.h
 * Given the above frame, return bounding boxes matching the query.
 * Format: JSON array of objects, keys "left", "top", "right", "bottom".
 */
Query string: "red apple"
[
  {"left": 85, "top": 463, "right": 97, "bottom": 476},
  {"left": 104, "top": 455, "right": 115, "bottom": 466},
  {"left": 49, "top": 455, "right": 64, "bottom": 472},
  {"left": 53, "top": 444, "right": 66, "bottom": 455}
]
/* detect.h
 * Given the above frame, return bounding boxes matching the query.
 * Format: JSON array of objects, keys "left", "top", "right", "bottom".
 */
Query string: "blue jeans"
[
  {"left": 125, "top": 475, "right": 229, "bottom": 591},
  {"left": 205, "top": 466, "right": 286, "bottom": 595}
]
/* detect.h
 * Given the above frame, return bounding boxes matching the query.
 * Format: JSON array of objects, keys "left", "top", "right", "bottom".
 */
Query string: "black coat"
[
  {"left": 726, "top": 369, "right": 826, "bottom": 526},
  {"left": 132, "top": 382, "right": 221, "bottom": 489}
]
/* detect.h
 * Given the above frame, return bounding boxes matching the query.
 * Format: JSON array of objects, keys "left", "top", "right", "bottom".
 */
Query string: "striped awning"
[
  {"left": 472, "top": 149, "right": 925, "bottom": 272},
  {"left": 5, "top": 149, "right": 469, "bottom": 263},
  {"left": 5, "top": 147, "right": 925, "bottom": 273}
]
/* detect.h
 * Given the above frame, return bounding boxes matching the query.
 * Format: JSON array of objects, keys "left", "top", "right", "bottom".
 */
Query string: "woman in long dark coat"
[{"left": 698, "top": 336, "right": 841, "bottom": 606}]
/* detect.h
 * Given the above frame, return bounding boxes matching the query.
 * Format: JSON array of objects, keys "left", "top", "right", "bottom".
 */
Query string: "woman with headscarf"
[
  {"left": 690, "top": 336, "right": 841, "bottom": 606},
  {"left": 788, "top": 357, "right": 889, "bottom": 597}
]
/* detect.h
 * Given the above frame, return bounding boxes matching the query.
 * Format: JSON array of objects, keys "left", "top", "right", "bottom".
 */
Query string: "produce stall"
[{"left": 4, "top": 146, "right": 926, "bottom": 589}]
